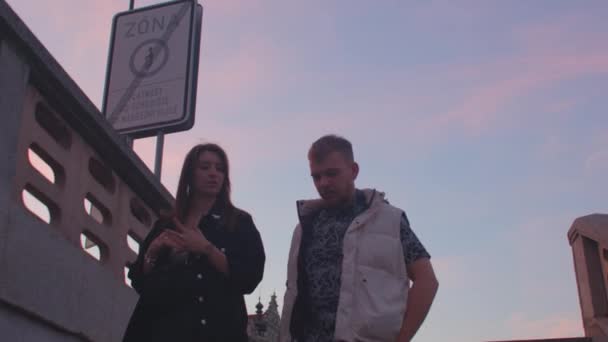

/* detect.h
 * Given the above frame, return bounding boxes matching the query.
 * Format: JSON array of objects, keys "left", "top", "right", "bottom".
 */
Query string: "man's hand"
[{"left": 398, "top": 258, "right": 438, "bottom": 342}]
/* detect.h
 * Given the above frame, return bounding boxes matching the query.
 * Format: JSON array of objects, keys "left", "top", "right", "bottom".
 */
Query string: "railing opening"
[
  {"left": 84, "top": 193, "right": 112, "bottom": 226},
  {"left": 21, "top": 188, "right": 51, "bottom": 223},
  {"left": 89, "top": 157, "right": 116, "bottom": 193},
  {"left": 130, "top": 197, "right": 151, "bottom": 227},
  {"left": 127, "top": 233, "right": 140, "bottom": 254},
  {"left": 124, "top": 266, "right": 132, "bottom": 287},
  {"left": 80, "top": 231, "right": 105, "bottom": 261},
  {"left": 28, "top": 146, "right": 56, "bottom": 184},
  {"left": 21, "top": 184, "right": 59, "bottom": 224},
  {"left": 34, "top": 102, "right": 71, "bottom": 149}
]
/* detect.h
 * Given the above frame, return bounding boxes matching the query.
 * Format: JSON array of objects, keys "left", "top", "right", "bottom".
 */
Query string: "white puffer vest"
[{"left": 280, "top": 189, "right": 409, "bottom": 342}]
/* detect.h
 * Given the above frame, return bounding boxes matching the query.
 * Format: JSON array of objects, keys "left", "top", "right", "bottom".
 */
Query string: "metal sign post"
[
  {"left": 154, "top": 131, "right": 164, "bottom": 179},
  {"left": 102, "top": 0, "right": 203, "bottom": 180},
  {"left": 125, "top": 0, "right": 135, "bottom": 149}
]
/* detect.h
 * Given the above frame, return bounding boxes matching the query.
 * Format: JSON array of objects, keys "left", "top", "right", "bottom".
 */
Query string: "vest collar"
[{"left": 296, "top": 188, "right": 387, "bottom": 225}]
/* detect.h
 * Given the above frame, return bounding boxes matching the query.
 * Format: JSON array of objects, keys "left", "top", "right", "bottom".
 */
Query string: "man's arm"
[{"left": 398, "top": 257, "right": 438, "bottom": 342}]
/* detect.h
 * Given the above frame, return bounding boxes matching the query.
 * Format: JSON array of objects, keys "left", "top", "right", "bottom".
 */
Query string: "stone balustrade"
[{"left": 0, "top": 1, "right": 173, "bottom": 340}]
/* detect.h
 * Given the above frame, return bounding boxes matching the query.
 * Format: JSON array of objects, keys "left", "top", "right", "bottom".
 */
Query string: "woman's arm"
[
  {"left": 167, "top": 213, "right": 266, "bottom": 293},
  {"left": 128, "top": 219, "right": 183, "bottom": 292},
  {"left": 164, "top": 217, "right": 229, "bottom": 275},
  {"left": 128, "top": 221, "right": 163, "bottom": 293},
  {"left": 223, "top": 213, "right": 266, "bottom": 294},
  {"left": 200, "top": 241, "right": 229, "bottom": 275}
]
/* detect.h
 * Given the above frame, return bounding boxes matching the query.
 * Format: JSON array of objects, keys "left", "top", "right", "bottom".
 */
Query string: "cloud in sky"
[
  {"left": 417, "top": 39, "right": 608, "bottom": 140},
  {"left": 198, "top": 36, "right": 285, "bottom": 113},
  {"left": 14, "top": 0, "right": 607, "bottom": 153},
  {"left": 506, "top": 312, "right": 583, "bottom": 340},
  {"left": 431, "top": 256, "right": 472, "bottom": 290},
  {"left": 7, "top": 1, "right": 607, "bottom": 340},
  {"left": 584, "top": 130, "right": 608, "bottom": 176},
  {"left": 585, "top": 149, "right": 608, "bottom": 175}
]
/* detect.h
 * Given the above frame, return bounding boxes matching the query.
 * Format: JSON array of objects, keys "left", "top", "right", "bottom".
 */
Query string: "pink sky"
[{"left": 9, "top": 1, "right": 608, "bottom": 341}]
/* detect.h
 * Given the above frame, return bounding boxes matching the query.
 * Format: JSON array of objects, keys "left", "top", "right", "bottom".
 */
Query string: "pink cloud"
[
  {"left": 408, "top": 1, "right": 498, "bottom": 28},
  {"left": 190, "top": 114, "right": 348, "bottom": 164},
  {"left": 543, "top": 98, "right": 580, "bottom": 115},
  {"left": 133, "top": 137, "right": 188, "bottom": 195},
  {"left": 506, "top": 312, "right": 583, "bottom": 339},
  {"left": 418, "top": 50, "right": 608, "bottom": 138},
  {"left": 536, "top": 134, "right": 574, "bottom": 161},
  {"left": 130, "top": 109, "right": 363, "bottom": 197},
  {"left": 512, "top": 217, "right": 573, "bottom": 257},
  {"left": 202, "top": 0, "right": 262, "bottom": 16},
  {"left": 395, "top": 10, "right": 608, "bottom": 142},
  {"left": 513, "top": 10, "right": 607, "bottom": 53},
  {"left": 6, "top": 0, "right": 131, "bottom": 107},
  {"left": 199, "top": 37, "right": 282, "bottom": 109},
  {"left": 431, "top": 256, "right": 471, "bottom": 290},
  {"left": 585, "top": 146, "right": 608, "bottom": 175},
  {"left": 502, "top": 216, "right": 584, "bottom": 322},
  {"left": 316, "top": 35, "right": 608, "bottom": 153}
]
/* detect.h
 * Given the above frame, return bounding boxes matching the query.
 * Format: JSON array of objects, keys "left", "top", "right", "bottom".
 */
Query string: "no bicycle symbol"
[{"left": 129, "top": 38, "right": 169, "bottom": 78}]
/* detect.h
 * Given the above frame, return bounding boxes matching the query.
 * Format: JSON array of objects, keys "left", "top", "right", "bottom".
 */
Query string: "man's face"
[{"left": 309, "top": 151, "right": 359, "bottom": 207}]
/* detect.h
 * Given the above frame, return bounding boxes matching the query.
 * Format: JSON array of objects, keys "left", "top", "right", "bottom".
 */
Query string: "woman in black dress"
[{"left": 123, "top": 143, "right": 266, "bottom": 342}]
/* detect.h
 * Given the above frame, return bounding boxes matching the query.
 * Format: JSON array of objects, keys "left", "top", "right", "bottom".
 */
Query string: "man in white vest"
[{"left": 280, "top": 134, "right": 438, "bottom": 342}]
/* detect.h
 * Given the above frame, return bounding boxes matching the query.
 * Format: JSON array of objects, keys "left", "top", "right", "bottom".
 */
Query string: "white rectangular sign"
[{"left": 102, "top": 0, "right": 202, "bottom": 137}]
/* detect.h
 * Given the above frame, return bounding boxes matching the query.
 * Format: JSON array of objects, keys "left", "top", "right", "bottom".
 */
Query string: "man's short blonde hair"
[{"left": 308, "top": 134, "right": 354, "bottom": 163}]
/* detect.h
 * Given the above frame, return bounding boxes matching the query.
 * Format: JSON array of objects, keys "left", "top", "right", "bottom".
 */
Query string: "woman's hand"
[
  {"left": 146, "top": 230, "right": 185, "bottom": 259},
  {"left": 169, "top": 217, "right": 213, "bottom": 255}
]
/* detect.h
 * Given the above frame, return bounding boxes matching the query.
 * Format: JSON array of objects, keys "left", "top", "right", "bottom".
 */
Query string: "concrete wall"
[
  {"left": 569, "top": 214, "right": 608, "bottom": 338},
  {"left": 0, "top": 301, "right": 85, "bottom": 342},
  {"left": 0, "top": 1, "right": 174, "bottom": 341}
]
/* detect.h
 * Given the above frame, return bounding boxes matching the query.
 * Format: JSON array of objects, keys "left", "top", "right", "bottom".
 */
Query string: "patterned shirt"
[{"left": 301, "top": 190, "right": 430, "bottom": 342}]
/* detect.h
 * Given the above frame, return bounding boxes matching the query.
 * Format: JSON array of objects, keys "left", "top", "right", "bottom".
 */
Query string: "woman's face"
[{"left": 191, "top": 150, "right": 225, "bottom": 197}]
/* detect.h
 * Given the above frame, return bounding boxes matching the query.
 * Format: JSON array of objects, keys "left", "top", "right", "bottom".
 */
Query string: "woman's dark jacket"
[{"left": 122, "top": 205, "right": 265, "bottom": 342}]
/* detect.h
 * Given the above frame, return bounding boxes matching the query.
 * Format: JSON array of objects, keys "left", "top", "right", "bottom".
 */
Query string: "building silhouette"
[{"left": 248, "top": 293, "right": 280, "bottom": 342}]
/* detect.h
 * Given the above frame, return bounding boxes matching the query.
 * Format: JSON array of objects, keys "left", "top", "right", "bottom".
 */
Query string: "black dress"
[{"left": 123, "top": 205, "right": 265, "bottom": 342}]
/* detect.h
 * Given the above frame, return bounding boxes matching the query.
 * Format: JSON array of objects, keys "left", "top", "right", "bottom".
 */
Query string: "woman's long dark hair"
[{"left": 174, "top": 143, "right": 240, "bottom": 229}]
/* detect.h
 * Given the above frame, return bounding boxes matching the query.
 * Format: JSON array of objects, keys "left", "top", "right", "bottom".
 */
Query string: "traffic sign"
[{"left": 102, "top": 0, "right": 202, "bottom": 138}]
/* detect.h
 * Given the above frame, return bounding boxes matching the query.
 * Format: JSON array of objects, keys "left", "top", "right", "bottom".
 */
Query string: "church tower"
[{"left": 247, "top": 293, "right": 281, "bottom": 342}]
